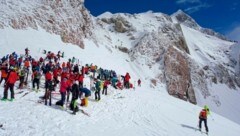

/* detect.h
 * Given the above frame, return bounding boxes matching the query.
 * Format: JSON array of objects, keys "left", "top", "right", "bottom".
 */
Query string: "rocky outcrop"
[
  {"left": 101, "top": 15, "right": 132, "bottom": 33},
  {"left": 0, "top": 0, "right": 93, "bottom": 48},
  {"left": 164, "top": 46, "right": 196, "bottom": 104},
  {"left": 129, "top": 19, "right": 196, "bottom": 104}
]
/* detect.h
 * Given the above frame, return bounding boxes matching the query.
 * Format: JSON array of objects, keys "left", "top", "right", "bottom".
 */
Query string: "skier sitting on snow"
[
  {"left": 79, "top": 87, "right": 91, "bottom": 107},
  {"left": 198, "top": 105, "right": 210, "bottom": 134}
]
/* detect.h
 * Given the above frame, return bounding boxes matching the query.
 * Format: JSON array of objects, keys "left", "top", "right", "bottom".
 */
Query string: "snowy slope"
[
  {"left": 181, "top": 25, "right": 240, "bottom": 124},
  {"left": 0, "top": 28, "right": 240, "bottom": 136},
  {"left": 92, "top": 11, "right": 240, "bottom": 125}
]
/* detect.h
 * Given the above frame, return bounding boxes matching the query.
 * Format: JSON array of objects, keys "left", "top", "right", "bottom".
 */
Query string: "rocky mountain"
[
  {"left": 1, "top": 0, "right": 239, "bottom": 111},
  {"left": 0, "top": 0, "right": 93, "bottom": 48}
]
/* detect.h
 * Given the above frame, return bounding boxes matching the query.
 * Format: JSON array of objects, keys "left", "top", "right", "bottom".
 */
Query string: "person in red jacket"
[
  {"left": 198, "top": 106, "right": 209, "bottom": 134},
  {"left": 116, "top": 81, "right": 123, "bottom": 90},
  {"left": 45, "top": 70, "right": 53, "bottom": 92},
  {"left": 102, "top": 80, "right": 110, "bottom": 95},
  {"left": 53, "top": 67, "right": 61, "bottom": 85},
  {"left": 124, "top": 72, "right": 131, "bottom": 89},
  {"left": 78, "top": 74, "right": 84, "bottom": 88},
  {"left": 1, "top": 67, "right": 18, "bottom": 101},
  {"left": 0, "top": 63, "right": 8, "bottom": 85},
  {"left": 56, "top": 78, "right": 69, "bottom": 107}
]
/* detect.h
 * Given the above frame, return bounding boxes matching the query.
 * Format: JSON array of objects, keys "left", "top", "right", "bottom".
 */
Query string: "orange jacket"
[
  {"left": 1, "top": 69, "right": 8, "bottom": 78},
  {"left": 24, "top": 61, "right": 30, "bottom": 67}
]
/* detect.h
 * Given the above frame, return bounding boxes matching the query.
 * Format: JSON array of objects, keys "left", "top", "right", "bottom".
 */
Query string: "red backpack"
[{"left": 199, "top": 109, "right": 207, "bottom": 119}]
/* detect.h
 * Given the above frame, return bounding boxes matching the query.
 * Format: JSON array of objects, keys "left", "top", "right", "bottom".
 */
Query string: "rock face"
[
  {"left": 101, "top": 15, "right": 132, "bottom": 33},
  {"left": 0, "top": 0, "right": 93, "bottom": 48},
  {"left": 129, "top": 19, "right": 197, "bottom": 104},
  {"left": 164, "top": 46, "right": 196, "bottom": 104}
]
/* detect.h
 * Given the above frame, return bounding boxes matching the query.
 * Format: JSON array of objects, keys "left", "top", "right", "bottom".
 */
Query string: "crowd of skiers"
[
  {"left": 0, "top": 48, "right": 141, "bottom": 114},
  {"left": 1, "top": 48, "right": 211, "bottom": 133}
]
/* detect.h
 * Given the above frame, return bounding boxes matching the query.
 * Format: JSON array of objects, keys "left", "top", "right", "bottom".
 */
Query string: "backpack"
[
  {"left": 199, "top": 110, "right": 207, "bottom": 119},
  {"left": 35, "top": 71, "right": 41, "bottom": 79}
]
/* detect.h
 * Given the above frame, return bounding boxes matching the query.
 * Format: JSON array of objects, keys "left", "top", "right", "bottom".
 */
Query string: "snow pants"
[
  {"left": 199, "top": 118, "right": 208, "bottom": 132},
  {"left": 3, "top": 83, "right": 15, "bottom": 99}
]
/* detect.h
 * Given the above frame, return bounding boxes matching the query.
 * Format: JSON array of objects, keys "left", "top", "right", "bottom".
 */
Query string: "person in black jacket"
[{"left": 70, "top": 81, "right": 79, "bottom": 115}]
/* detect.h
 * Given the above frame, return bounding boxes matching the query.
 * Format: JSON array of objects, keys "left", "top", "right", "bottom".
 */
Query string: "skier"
[
  {"left": 124, "top": 72, "right": 131, "bottom": 89},
  {"left": 1, "top": 67, "right": 18, "bottom": 101},
  {"left": 0, "top": 63, "right": 8, "bottom": 85},
  {"left": 79, "top": 87, "right": 91, "bottom": 107},
  {"left": 111, "top": 77, "right": 118, "bottom": 89},
  {"left": 44, "top": 70, "right": 53, "bottom": 100},
  {"left": 73, "top": 64, "right": 79, "bottom": 73},
  {"left": 32, "top": 69, "right": 41, "bottom": 91},
  {"left": 95, "top": 78, "right": 101, "bottom": 101},
  {"left": 25, "top": 48, "right": 29, "bottom": 56},
  {"left": 116, "top": 80, "right": 123, "bottom": 90},
  {"left": 78, "top": 73, "right": 84, "bottom": 88},
  {"left": 198, "top": 105, "right": 210, "bottom": 134},
  {"left": 57, "top": 51, "right": 61, "bottom": 60},
  {"left": 102, "top": 79, "right": 110, "bottom": 95},
  {"left": 18, "top": 67, "right": 26, "bottom": 89},
  {"left": 56, "top": 78, "right": 68, "bottom": 107},
  {"left": 138, "top": 79, "right": 141, "bottom": 87},
  {"left": 70, "top": 81, "right": 79, "bottom": 115},
  {"left": 17, "top": 56, "right": 23, "bottom": 68}
]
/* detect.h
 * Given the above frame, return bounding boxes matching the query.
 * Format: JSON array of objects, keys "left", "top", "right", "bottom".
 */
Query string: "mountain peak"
[
  {"left": 171, "top": 9, "right": 200, "bottom": 29},
  {"left": 172, "top": 9, "right": 229, "bottom": 41}
]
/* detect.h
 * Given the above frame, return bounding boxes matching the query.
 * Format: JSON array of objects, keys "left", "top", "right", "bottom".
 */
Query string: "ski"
[
  {"left": 80, "top": 109, "right": 90, "bottom": 117},
  {"left": 20, "top": 90, "right": 33, "bottom": 98}
]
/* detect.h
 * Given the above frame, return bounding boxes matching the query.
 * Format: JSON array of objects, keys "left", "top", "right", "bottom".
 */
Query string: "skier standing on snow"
[
  {"left": 198, "top": 105, "right": 210, "bottom": 134},
  {"left": 95, "top": 78, "right": 101, "bottom": 101},
  {"left": 18, "top": 67, "right": 26, "bottom": 89},
  {"left": 25, "top": 48, "right": 29, "bottom": 56},
  {"left": 0, "top": 63, "right": 8, "bottom": 85},
  {"left": 70, "top": 81, "right": 79, "bottom": 115},
  {"left": 124, "top": 72, "right": 131, "bottom": 89},
  {"left": 56, "top": 77, "right": 68, "bottom": 107},
  {"left": 102, "top": 79, "right": 110, "bottom": 95},
  {"left": 1, "top": 67, "right": 18, "bottom": 101},
  {"left": 138, "top": 79, "right": 141, "bottom": 87},
  {"left": 32, "top": 69, "right": 41, "bottom": 91},
  {"left": 44, "top": 70, "right": 53, "bottom": 98}
]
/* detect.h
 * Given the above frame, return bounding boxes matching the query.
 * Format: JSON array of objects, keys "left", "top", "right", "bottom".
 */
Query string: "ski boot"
[{"left": 1, "top": 98, "right": 7, "bottom": 101}]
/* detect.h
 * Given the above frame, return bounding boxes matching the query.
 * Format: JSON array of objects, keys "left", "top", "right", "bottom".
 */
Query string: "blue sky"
[{"left": 85, "top": 0, "right": 240, "bottom": 41}]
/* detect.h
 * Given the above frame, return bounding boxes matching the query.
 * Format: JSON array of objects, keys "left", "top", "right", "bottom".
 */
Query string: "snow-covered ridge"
[{"left": 171, "top": 9, "right": 229, "bottom": 41}]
